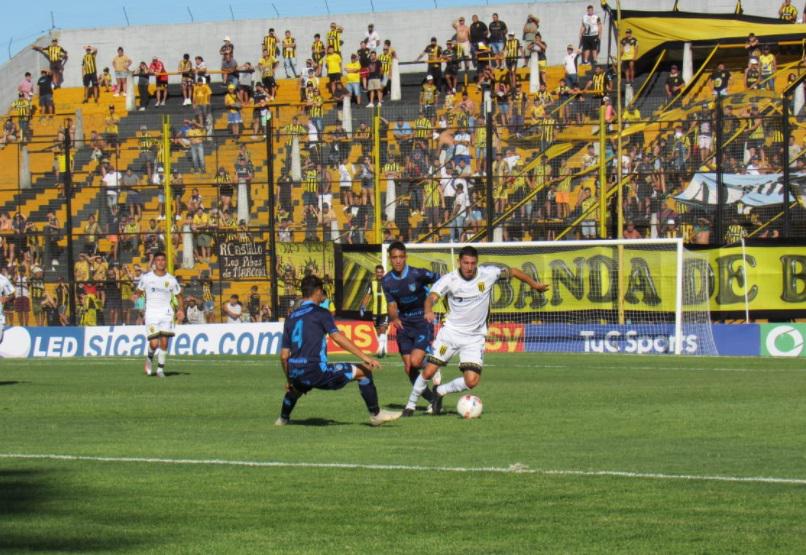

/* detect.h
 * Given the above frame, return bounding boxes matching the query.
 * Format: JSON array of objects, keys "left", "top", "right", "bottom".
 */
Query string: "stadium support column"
[
  {"left": 266, "top": 115, "right": 279, "bottom": 319},
  {"left": 682, "top": 43, "right": 693, "bottom": 84},
  {"left": 598, "top": 105, "right": 607, "bottom": 239},
  {"left": 342, "top": 94, "right": 352, "bottom": 134},
  {"left": 63, "top": 125, "right": 77, "bottom": 325},
  {"left": 373, "top": 110, "right": 382, "bottom": 243},
  {"left": 126, "top": 73, "right": 135, "bottom": 112},
  {"left": 19, "top": 146, "right": 30, "bottom": 189},
  {"left": 162, "top": 115, "right": 174, "bottom": 273},
  {"left": 391, "top": 57, "right": 401, "bottom": 101},
  {"left": 783, "top": 94, "right": 791, "bottom": 237},
  {"left": 714, "top": 95, "right": 724, "bottom": 246},
  {"left": 528, "top": 51, "right": 539, "bottom": 94},
  {"left": 485, "top": 110, "right": 494, "bottom": 241}
]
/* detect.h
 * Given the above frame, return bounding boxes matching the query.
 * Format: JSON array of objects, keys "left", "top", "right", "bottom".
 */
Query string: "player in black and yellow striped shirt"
[
  {"left": 81, "top": 46, "right": 99, "bottom": 103},
  {"left": 33, "top": 38, "right": 68, "bottom": 88},
  {"left": 302, "top": 166, "right": 319, "bottom": 207},
  {"left": 379, "top": 41, "right": 395, "bottom": 93},
  {"left": 779, "top": 0, "right": 798, "bottom": 22},
  {"left": 11, "top": 93, "right": 33, "bottom": 142},
  {"left": 327, "top": 23, "right": 343, "bottom": 55},
  {"left": 263, "top": 28, "right": 278, "bottom": 59},
  {"left": 282, "top": 30, "right": 298, "bottom": 78},
  {"left": 311, "top": 34, "right": 326, "bottom": 76}
]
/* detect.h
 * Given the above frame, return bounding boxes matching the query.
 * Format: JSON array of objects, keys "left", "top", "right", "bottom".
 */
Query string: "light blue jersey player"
[{"left": 381, "top": 241, "right": 441, "bottom": 417}]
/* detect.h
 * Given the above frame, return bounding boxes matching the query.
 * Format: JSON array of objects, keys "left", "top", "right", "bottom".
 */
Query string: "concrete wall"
[{"left": 0, "top": 0, "right": 786, "bottom": 110}]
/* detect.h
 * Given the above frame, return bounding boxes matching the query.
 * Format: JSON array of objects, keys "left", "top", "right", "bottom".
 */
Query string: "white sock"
[
  {"left": 436, "top": 377, "right": 468, "bottom": 396},
  {"left": 379, "top": 333, "right": 387, "bottom": 351},
  {"left": 406, "top": 374, "right": 429, "bottom": 410},
  {"left": 156, "top": 348, "right": 166, "bottom": 373}
]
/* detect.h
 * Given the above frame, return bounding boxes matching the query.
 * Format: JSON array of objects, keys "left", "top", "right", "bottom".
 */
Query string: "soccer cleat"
[
  {"left": 430, "top": 390, "right": 444, "bottom": 415},
  {"left": 426, "top": 403, "right": 434, "bottom": 415},
  {"left": 156, "top": 370, "right": 165, "bottom": 378},
  {"left": 369, "top": 409, "right": 401, "bottom": 426},
  {"left": 274, "top": 416, "right": 289, "bottom": 426},
  {"left": 144, "top": 358, "right": 152, "bottom": 376},
  {"left": 401, "top": 408, "right": 415, "bottom": 417}
]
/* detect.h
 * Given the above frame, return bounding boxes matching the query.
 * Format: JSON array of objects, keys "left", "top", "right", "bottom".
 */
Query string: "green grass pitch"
[{"left": 1, "top": 353, "right": 805, "bottom": 553}]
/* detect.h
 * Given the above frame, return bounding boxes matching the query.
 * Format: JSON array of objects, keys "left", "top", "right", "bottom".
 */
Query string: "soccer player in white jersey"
[
  {"left": 404, "top": 245, "right": 549, "bottom": 415},
  {"left": 0, "top": 271, "right": 16, "bottom": 343},
  {"left": 131, "top": 252, "right": 184, "bottom": 377}
]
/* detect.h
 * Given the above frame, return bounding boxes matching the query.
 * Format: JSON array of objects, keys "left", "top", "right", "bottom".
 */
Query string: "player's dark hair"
[
  {"left": 153, "top": 251, "right": 167, "bottom": 259},
  {"left": 300, "top": 275, "right": 324, "bottom": 298},
  {"left": 375, "top": 264, "right": 384, "bottom": 271},
  {"left": 459, "top": 245, "right": 478, "bottom": 259},
  {"left": 388, "top": 241, "right": 406, "bottom": 255}
]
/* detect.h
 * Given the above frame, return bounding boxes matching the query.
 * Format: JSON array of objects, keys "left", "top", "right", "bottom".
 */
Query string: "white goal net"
[{"left": 382, "top": 239, "right": 718, "bottom": 355}]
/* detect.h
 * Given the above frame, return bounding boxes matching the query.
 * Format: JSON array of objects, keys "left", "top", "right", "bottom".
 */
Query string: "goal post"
[{"left": 381, "top": 238, "right": 718, "bottom": 356}]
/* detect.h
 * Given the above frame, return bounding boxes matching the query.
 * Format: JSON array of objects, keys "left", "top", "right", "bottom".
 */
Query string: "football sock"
[
  {"left": 406, "top": 374, "right": 430, "bottom": 410},
  {"left": 378, "top": 333, "right": 387, "bottom": 351},
  {"left": 436, "top": 377, "right": 468, "bottom": 396},
  {"left": 408, "top": 369, "right": 434, "bottom": 402},
  {"left": 147, "top": 346, "right": 155, "bottom": 361},
  {"left": 358, "top": 375, "right": 380, "bottom": 415},
  {"left": 280, "top": 391, "right": 300, "bottom": 420},
  {"left": 156, "top": 349, "right": 166, "bottom": 372}
]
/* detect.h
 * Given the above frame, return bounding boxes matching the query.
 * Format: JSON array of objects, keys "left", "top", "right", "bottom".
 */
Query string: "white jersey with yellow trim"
[{"left": 429, "top": 264, "right": 503, "bottom": 336}]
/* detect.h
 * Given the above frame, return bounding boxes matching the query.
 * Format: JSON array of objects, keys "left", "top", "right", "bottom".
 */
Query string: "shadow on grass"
[
  {"left": 289, "top": 418, "right": 349, "bottom": 427},
  {"left": 163, "top": 372, "right": 191, "bottom": 377},
  {"left": 0, "top": 381, "right": 22, "bottom": 386},
  {"left": 385, "top": 403, "right": 429, "bottom": 411},
  {"left": 0, "top": 468, "right": 143, "bottom": 551}
]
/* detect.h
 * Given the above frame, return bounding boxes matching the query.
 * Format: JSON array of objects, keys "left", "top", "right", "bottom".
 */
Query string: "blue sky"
[{"left": 0, "top": 0, "right": 539, "bottom": 64}]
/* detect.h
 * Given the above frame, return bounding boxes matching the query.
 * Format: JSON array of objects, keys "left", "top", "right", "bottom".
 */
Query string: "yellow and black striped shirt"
[
  {"left": 327, "top": 29, "right": 342, "bottom": 54},
  {"left": 12, "top": 99, "right": 32, "bottom": 118},
  {"left": 46, "top": 44, "right": 65, "bottom": 62},
  {"left": 383, "top": 161, "right": 401, "bottom": 176},
  {"left": 283, "top": 123, "right": 306, "bottom": 145},
  {"left": 303, "top": 169, "right": 319, "bottom": 193},
  {"left": 379, "top": 52, "right": 393, "bottom": 76},
  {"left": 414, "top": 116, "right": 431, "bottom": 139},
  {"left": 591, "top": 72, "right": 607, "bottom": 96},
  {"left": 138, "top": 132, "right": 157, "bottom": 152},
  {"left": 178, "top": 59, "right": 193, "bottom": 77},
  {"left": 283, "top": 37, "right": 296, "bottom": 58},
  {"left": 780, "top": 3, "right": 798, "bottom": 22},
  {"left": 82, "top": 52, "right": 97, "bottom": 75},
  {"left": 309, "top": 95, "right": 323, "bottom": 118},
  {"left": 504, "top": 38, "right": 520, "bottom": 60},
  {"left": 369, "top": 281, "right": 387, "bottom": 315},
  {"left": 311, "top": 39, "right": 325, "bottom": 60},
  {"left": 263, "top": 34, "right": 278, "bottom": 57}
]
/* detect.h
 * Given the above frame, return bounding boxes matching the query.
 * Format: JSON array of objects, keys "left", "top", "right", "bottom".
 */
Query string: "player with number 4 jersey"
[
  {"left": 276, "top": 275, "right": 400, "bottom": 427},
  {"left": 405, "top": 245, "right": 549, "bottom": 415}
]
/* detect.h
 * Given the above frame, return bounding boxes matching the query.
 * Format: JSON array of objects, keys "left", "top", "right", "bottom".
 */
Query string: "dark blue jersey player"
[
  {"left": 276, "top": 275, "right": 401, "bottom": 427},
  {"left": 381, "top": 241, "right": 441, "bottom": 416}
]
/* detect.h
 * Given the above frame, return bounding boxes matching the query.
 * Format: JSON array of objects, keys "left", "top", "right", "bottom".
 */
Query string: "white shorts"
[
  {"left": 698, "top": 135, "right": 712, "bottom": 150},
  {"left": 145, "top": 315, "right": 175, "bottom": 339},
  {"left": 430, "top": 327, "right": 485, "bottom": 368}
]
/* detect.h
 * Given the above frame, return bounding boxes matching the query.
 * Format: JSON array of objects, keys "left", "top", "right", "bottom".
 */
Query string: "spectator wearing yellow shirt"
[
  {"left": 344, "top": 53, "right": 362, "bottom": 104},
  {"left": 758, "top": 44, "right": 776, "bottom": 90},
  {"left": 419, "top": 75, "right": 438, "bottom": 118},
  {"left": 188, "top": 121, "right": 206, "bottom": 174},
  {"left": 324, "top": 46, "right": 342, "bottom": 96},
  {"left": 104, "top": 105, "right": 120, "bottom": 157},
  {"left": 258, "top": 49, "right": 278, "bottom": 99},
  {"left": 224, "top": 83, "right": 242, "bottom": 137},
  {"left": 193, "top": 77, "right": 212, "bottom": 132},
  {"left": 282, "top": 30, "right": 298, "bottom": 78},
  {"left": 192, "top": 207, "right": 212, "bottom": 262}
]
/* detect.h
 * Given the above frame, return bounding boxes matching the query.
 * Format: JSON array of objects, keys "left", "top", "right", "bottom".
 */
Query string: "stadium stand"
[{"left": 0, "top": 1, "right": 804, "bottom": 327}]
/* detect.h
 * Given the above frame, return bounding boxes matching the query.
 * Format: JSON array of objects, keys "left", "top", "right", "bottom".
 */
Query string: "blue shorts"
[
  {"left": 396, "top": 320, "right": 433, "bottom": 355},
  {"left": 288, "top": 362, "right": 355, "bottom": 393}
]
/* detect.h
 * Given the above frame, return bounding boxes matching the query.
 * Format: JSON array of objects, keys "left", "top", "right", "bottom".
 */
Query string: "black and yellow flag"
[{"left": 734, "top": 0, "right": 744, "bottom": 15}]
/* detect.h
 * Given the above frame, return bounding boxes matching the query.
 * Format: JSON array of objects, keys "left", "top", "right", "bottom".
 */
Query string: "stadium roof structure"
[{"left": 612, "top": 8, "right": 806, "bottom": 62}]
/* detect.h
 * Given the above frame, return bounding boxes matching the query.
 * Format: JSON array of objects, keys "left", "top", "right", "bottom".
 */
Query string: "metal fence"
[{"left": 0, "top": 88, "right": 802, "bottom": 326}]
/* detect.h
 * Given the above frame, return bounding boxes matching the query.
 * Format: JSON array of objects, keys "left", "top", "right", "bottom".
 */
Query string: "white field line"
[{"left": 0, "top": 453, "right": 804, "bottom": 486}]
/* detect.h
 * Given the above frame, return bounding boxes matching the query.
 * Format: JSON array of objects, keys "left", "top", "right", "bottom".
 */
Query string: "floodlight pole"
[{"left": 615, "top": 0, "right": 623, "bottom": 240}]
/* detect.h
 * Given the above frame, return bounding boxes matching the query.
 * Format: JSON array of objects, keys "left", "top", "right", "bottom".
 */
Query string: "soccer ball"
[{"left": 456, "top": 395, "right": 483, "bottom": 419}]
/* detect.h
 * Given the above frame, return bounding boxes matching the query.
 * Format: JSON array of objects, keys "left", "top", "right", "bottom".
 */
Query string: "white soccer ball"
[{"left": 456, "top": 394, "right": 483, "bottom": 419}]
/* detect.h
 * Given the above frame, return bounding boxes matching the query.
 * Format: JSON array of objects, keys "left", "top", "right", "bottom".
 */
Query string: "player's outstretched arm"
[
  {"left": 330, "top": 331, "right": 380, "bottom": 370},
  {"left": 508, "top": 267, "right": 550, "bottom": 292},
  {"left": 174, "top": 293, "right": 185, "bottom": 323}
]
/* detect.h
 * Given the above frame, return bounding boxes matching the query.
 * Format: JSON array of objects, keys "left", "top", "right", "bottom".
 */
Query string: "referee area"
[{"left": 2, "top": 353, "right": 805, "bottom": 552}]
